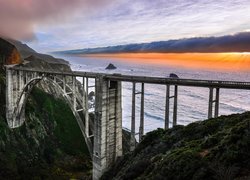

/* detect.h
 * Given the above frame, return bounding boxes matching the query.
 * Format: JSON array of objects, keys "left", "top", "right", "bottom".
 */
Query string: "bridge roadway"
[{"left": 9, "top": 67, "right": 250, "bottom": 89}]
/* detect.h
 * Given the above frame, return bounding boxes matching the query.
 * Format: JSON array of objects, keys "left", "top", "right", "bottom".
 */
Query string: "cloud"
[
  {"left": 0, "top": 0, "right": 112, "bottom": 40},
  {"left": 26, "top": 0, "right": 250, "bottom": 52}
]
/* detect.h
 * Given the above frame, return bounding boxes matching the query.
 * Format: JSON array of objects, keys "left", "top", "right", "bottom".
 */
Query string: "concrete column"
[
  {"left": 93, "top": 76, "right": 107, "bottom": 180},
  {"left": 83, "top": 77, "right": 89, "bottom": 137},
  {"left": 25, "top": 72, "right": 28, "bottom": 84},
  {"left": 63, "top": 75, "right": 66, "bottom": 92},
  {"left": 72, "top": 76, "right": 76, "bottom": 110},
  {"left": 6, "top": 69, "right": 14, "bottom": 127},
  {"left": 18, "top": 70, "right": 26, "bottom": 127},
  {"left": 139, "top": 83, "right": 144, "bottom": 142},
  {"left": 86, "top": 77, "right": 89, "bottom": 98},
  {"left": 19, "top": 71, "right": 24, "bottom": 92},
  {"left": 107, "top": 80, "right": 123, "bottom": 163},
  {"left": 208, "top": 87, "right": 213, "bottom": 119},
  {"left": 114, "top": 81, "right": 122, "bottom": 158},
  {"left": 173, "top": 85, "right": 178, "bottom": 126},
  {"left": 15, "top": 71, "right": 18, "bottom": 99},
  {"left": 165, "top": 85, "right": 170, "bottom": 129},
  {"left": 214, "top": 88, "right": 220, "bottom": 118},
  {"left": 93, "top": 77, "right": 122, "bottom": 180},
  {"left": 130, "top": 82, "right": 136, "bottom": 151}
]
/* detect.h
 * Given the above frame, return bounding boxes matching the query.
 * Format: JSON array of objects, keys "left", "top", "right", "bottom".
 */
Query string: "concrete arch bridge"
[{"left": 5, "top": 66, "right": 250, "bottom": 179}]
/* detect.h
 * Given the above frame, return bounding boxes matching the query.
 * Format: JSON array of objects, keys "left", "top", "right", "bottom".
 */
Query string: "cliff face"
[
  {"left": 0, "top": 38, "right": 22, "bottom": 65},
  {"left": 101, "top": 112, "right": 250, "bottom": 180}
]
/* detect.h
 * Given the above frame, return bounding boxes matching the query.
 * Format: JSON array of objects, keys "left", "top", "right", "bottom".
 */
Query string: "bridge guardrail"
[{"left": 7, "top": 66, "right": 250, "bottom": 89}]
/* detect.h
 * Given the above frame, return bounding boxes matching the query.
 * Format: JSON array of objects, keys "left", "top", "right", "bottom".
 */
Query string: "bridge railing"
[{"left": 8, "top": 67, "right": 250, "bottom": 89}]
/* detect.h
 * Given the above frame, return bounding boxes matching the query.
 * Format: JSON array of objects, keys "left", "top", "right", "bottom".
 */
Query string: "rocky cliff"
[{"left": 0, "top": 38, "right": 22, "bottom": 65}]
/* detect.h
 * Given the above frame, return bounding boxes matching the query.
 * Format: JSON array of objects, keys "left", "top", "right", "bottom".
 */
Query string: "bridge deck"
[{"left": 8, "top": 67, "right": 250, "bottom": 90}]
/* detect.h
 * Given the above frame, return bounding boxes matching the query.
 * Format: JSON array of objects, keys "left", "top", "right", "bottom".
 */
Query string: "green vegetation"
[
  {"left": 28, "top": 88, "right": 89, "bottom": 155},
  {"left": 0, "top": 87, "right": 92, "bottom": 179},
  {"left": 101, "top": 112, "right": 250, "bottom": 180},
  {"left": 0, "top": 40, "right": 92, "bottom": 179}
]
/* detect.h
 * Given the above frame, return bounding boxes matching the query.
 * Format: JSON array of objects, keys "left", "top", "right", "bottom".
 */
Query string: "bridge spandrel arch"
[
  {"left": 6, "top": 67, "right": 124, "bottom": 180},
  {"left": 5, "top": 68, "right": 93, "bottom": 156}
]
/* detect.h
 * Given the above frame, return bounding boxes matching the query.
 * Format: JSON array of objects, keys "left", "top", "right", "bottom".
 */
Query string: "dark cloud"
[
  {"left": 151, "top": 32, "right": 250, "bottom": 53},
  {"left": 58, "top": 32, "right": 250, "bottom": 54},
  {"left": 0, "top": 0, "right": 112, "bottom": 40}
]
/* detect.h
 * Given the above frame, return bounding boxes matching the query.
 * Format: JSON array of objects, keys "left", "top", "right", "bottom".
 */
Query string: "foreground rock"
[{"left": 101, "top": 112, "right": 250, "bottom": 180}]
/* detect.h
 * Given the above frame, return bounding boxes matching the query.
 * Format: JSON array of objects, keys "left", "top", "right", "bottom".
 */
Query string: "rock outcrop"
[
  {"left": 0, "top": 38, "right": 22, "bottom": 65},
  {"left": 105, "top": 63, "right": 117, "bottom": 70},
  {"left": 169, "top": 73, "right": 179, "bottom": 78}
]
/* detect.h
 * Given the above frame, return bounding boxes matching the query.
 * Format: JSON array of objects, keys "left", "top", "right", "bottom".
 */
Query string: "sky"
[{"left": 1, "top": 0, "right": 250, "bottom": 53}]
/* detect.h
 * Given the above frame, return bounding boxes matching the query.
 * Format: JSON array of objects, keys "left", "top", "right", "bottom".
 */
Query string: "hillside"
[
  {"left": 0, "top": 88, "right": 92, "bottom": 179},
  {"left": 101, "top": 112, "right": 250, "bottom": 180},
  {"left": 0, "top": 38, "right": 92, "bottom": 179},
  {"left": 7, "top": 38, "right": 69, "bottom": 65}
]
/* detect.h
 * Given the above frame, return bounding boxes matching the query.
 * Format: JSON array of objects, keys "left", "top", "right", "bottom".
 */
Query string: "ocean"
[{"left": 55, "top": 54, "right": 250, "bottom": 134}]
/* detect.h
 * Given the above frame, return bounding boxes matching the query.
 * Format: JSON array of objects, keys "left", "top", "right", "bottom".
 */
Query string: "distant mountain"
[{"left": 55, "top": 32, "right": 250, "bottom": 54}]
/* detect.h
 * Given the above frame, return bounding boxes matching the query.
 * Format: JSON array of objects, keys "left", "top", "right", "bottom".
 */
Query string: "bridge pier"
[
  {"left": 164, "top": 85, "right": 178, "bottom": 129},
  {"left": 208, "top": 87, "right": 220, "bottom": 119},
  {"left": 214, "top": 88, "right": 220, "bottom": 118},
  {"left": 82, "top": 77, "right": 89, "bottom": 137},
  {"left": 139, "top": 83, "right": 145, "bottom": 142},
  {"left": 93, "top": 76, "right": 122, "bottom": 180},
  {"left": 173, "top": 85, "right": 178, "bottom": 126},
  {"left": 6, "top": 69, "right": 14, "bottom": 126},
  {"left": 6, "top": 69, "right": 28, "bottom": 128},
  {"left": 165, "top": 85, "right": 170, "bottom": 129},
  {"left": 130, "top": 82, "right": 136, "bottom": 151}
]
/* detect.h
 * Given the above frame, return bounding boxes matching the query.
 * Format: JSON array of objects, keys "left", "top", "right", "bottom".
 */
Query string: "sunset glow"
[{"left": 81, "top": 53, "right": 250, "bottom": 71}]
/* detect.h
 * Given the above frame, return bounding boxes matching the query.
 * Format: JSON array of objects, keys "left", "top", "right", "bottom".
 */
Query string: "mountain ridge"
[{"left": 54, "top": 32, "right": 250, "bottom": 54}]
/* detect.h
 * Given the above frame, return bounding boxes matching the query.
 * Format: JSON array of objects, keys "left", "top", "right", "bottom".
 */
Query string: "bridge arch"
[
  {"left": 7, "top": 73, "right": 93, "bottom": 157},
  {"left": 6, "top": 67, "right": 123, "bottom": 180}
]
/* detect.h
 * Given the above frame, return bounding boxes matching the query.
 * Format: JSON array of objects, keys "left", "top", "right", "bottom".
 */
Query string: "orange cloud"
[{"left": 81, "top": 53, "right": 250, "bottom": 71}]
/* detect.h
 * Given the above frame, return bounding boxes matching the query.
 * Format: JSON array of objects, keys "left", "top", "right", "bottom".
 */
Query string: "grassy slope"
[
  {"left": 0, "top": 86, "right": 92, "bottom": 179},
  {"left": 102, "top": 112, "right": 250, "bottom": 180}
]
